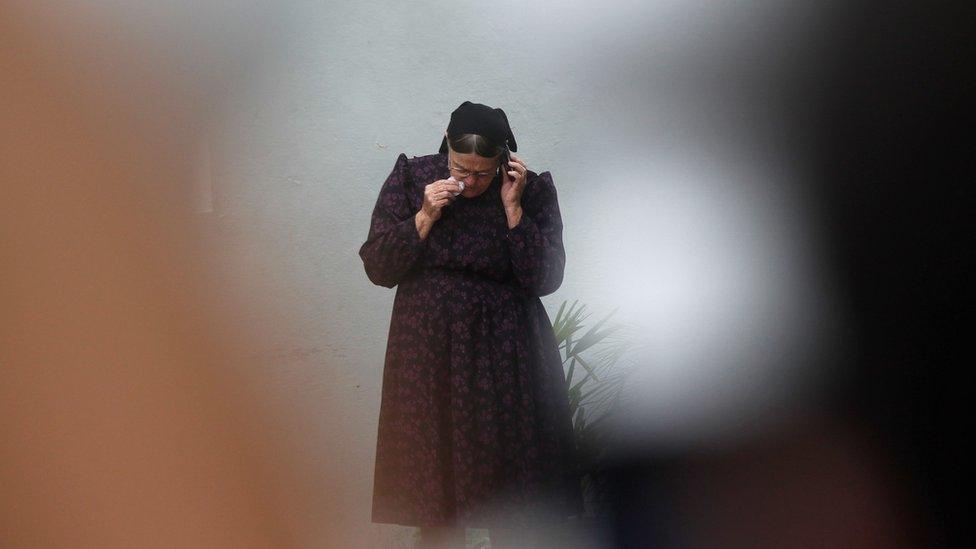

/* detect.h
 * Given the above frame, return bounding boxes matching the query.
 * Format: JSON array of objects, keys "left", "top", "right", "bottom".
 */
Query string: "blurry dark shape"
[
  {"left": 811, "top": 1, "right": 971, "bottom": 545},
  {"left": 605, "top": 417, "right": 914, "bottom": 548},
  {"left": 601, "top": 1, "right": 972, "bottom": 547}
]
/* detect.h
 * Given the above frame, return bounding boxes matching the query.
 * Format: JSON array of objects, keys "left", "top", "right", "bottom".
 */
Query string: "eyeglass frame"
[{"left": 448, "top": 163, "right": 499, "bottom": 180}]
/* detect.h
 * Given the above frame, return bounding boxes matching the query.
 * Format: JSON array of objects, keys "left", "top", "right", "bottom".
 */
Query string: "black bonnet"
[{"left": 438, "top": 101, "right": 517, "bottom": 154}]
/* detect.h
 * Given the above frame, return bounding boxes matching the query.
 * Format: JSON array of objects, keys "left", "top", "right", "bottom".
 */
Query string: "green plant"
[{"left": 552, "top": 300, "right": 636, "bottom": 518}]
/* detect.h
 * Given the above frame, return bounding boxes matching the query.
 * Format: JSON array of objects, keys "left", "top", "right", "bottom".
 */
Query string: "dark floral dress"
[{"left": 359, "top": 152, "right": 583, "bottom": 529}]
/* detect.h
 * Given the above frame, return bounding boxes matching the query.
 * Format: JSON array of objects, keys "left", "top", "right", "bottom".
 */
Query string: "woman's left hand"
[{"left": 500, "top": 152, "right": 528, "bottom": 212}]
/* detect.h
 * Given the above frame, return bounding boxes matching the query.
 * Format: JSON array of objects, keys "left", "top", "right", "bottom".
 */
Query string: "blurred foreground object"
[
  {"left": 0, "top": 3, "right": 313, "bottom": 547},
  {"left": 598, "top": 1, "right": 972, "bottom": 547}
]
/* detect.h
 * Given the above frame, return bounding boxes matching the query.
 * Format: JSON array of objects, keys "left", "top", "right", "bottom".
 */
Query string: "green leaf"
[
  {"left": 554, "top": 303, "right": 587, "bottom": 344},
  {"left": 570, "top": 369, "right": 594, "bottom": 393},
  {"left": 581, "top": 377, "right": 621, "bottom": 402},
  {"left": 554, "top": 300, "right": 568, "bottom": 328},
  {"left": 573, "top": 323, "right": 622, "bottom": 356},
  {"left": 570, "top": 354, "right": 601, "bottom": 382}
]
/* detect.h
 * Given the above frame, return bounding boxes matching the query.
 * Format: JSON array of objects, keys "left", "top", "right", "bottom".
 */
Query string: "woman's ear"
[{"left": 439, "top": 131, "right": 450, "bottom": 154}]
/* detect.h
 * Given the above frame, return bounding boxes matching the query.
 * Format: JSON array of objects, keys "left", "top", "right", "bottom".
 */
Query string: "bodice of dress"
[
  {"left": 360, "top": 151, "right": 565, "bottom": 299},
  {"left": 419, "top": 163, "right": 516, "bottom": 285}
]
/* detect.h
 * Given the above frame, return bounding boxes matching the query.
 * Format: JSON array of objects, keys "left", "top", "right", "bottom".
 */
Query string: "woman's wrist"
[
  {"left": 415, "top": 210, "right": 433, "bottom": 240},
  {"left": 504, "top": 205, "right": 523, "bottom": 229}
]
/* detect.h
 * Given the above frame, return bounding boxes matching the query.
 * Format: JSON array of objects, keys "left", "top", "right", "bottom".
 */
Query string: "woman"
[{"left": 359, "top": 101, "right": 583, "bottom": 548}]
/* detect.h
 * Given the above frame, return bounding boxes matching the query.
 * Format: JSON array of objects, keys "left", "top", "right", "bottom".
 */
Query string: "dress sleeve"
[
  {"left": 504, "top": 171, "right": 566, "bottom": 297},
  {"left": 358, "top": 153, "right": 427, "bottom": 288}
]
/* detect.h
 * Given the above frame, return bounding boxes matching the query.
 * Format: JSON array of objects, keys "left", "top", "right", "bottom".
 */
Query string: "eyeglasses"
[{"left": 448, "top": 164, "right": 499, "bottom": 180}]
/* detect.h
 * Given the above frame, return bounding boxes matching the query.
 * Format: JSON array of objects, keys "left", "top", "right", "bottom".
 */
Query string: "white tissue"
[{"left": 447, "top": 176, "right": 465, "bottom": 196}]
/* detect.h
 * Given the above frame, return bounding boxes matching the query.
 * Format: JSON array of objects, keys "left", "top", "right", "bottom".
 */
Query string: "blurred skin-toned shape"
[{"left": 0, "top": 4, "right": 344, "bottom": 547}]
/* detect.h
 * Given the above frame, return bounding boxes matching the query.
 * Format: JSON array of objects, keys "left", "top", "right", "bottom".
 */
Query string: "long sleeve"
[
  {"left": 504, "top": 171, "right": 566, "bottom": 297},
  {"left": 359, "top": 153, "right": 427, "bottom": 288}
]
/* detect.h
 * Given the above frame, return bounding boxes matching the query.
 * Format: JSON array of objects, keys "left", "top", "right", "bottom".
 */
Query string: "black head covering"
[{"left": 438, "top": 101, "right": 518, "bottom": 154}]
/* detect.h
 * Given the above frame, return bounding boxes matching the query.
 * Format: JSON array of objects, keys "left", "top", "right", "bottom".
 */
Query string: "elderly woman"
[{"left": 359, "top": 101, "right": 582, "bottom": 548}]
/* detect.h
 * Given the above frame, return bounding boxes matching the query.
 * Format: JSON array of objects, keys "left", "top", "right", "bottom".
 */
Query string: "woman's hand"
[
  {"left": 420, "top": 178, "right": 461, "bottom": 223},
  {"left": 501, "top": 152, "right": 528, "bottom": 227}
]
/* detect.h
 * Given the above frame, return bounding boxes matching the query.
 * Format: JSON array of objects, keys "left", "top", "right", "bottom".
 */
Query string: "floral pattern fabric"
[{"left": 359, "top": 152, "right": 583, "bottom": 528}]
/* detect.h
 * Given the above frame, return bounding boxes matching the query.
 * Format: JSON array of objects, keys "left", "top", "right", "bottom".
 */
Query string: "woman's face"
[
  {"left": 445, "top": 132, "right": 502, "bottom": 198},
  {"left": 449, "top": 151, "right": 501, "bottom": 198}
]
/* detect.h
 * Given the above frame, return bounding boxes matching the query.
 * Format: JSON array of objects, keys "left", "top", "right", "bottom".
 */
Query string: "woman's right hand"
[{"left": 421, "top": 178, "right": 461, "bottom": 222}]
